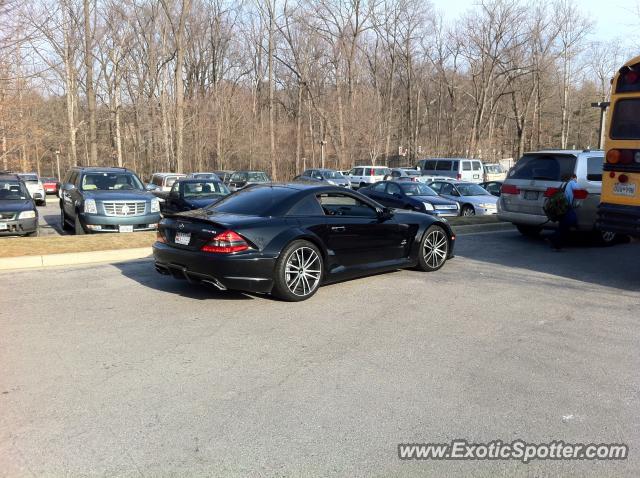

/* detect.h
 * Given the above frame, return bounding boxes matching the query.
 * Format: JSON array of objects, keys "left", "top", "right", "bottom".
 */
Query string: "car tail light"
[
  {"left": 607, "top": 149, "right": 634, "bottom": 164},
  {"left": 201, "top": 230, "right": 249, "bottom": 253},
  {"left": 501, "top": 184, "right": 520, "bottom": 195},
  {"left": 544, "top": 187, "right": 559, "bottom": 197},
  {"left": 606, "top": 149, "right": 620, "bottom": 164},
  {"left": 573, "top": 189, "right": 588, "bottom": 200},
  {"left": 156, "top": 230, "right": 166, "bottom": 243},
  {"left": 456, "top": 173, "right": 461, "bottom": 180}
]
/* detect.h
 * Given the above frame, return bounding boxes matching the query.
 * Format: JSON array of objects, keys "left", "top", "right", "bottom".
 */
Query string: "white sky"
[{"left": 429, "top": 0, "right": 639, "bottom": 43}]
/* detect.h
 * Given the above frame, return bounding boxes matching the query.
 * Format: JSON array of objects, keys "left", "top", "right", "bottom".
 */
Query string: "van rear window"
[{"left": 508, "top": 154, "right": 576, "bottom": 181}]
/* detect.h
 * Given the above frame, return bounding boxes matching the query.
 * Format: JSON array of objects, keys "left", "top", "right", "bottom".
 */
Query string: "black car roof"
[{"left": 73, "top": 166, "right": 134, "bottom": 173}]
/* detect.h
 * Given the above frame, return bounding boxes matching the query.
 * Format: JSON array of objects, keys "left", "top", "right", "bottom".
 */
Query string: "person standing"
[{"left": 550, "top": 174, "right": 578, "bottom": 251}]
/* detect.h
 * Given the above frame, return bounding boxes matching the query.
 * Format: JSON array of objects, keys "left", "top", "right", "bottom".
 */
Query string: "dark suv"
[{"left": 59, "top": 167, "right": 161, "bottom": 234}]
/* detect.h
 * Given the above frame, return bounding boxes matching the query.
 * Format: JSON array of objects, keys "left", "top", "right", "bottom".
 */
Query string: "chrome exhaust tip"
[{"left": 201, "top": 278, "right": 227, "bottom": 291}]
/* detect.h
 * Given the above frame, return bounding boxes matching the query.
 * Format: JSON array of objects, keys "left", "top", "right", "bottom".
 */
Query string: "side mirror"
[
  {"left": 146, "top": 183, "right": 157, "bottom": 191},
  {"left": 377, "top": 206, "right": 394, "bottom": 220},
  {"left": 63, "top": 183, "right": 75, "bottom": 191}
]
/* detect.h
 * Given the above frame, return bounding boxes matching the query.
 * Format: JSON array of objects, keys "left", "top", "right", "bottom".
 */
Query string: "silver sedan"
[{"left": 427, "top": 181, "right": 498, "bottom": 216}]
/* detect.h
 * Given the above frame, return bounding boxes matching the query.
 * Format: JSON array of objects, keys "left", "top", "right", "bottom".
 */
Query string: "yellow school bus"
[{"left": 598, "top": 55, "right": 640, "bottom": 236}]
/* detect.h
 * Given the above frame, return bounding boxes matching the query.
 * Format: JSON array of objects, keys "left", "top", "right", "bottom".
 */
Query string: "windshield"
[
  {"left": 192, "top": 173, "right": 217, "bottom": 179},
  {"left": 321, "top": 171, "right": 345, "bottom": 179},
  {"left": 181, "top": 181, "right": 229, "bottom": 198},
  {"left": 18, "top": 174, "right": 38, "bottom": 183},
  {"left": 610, "top": 99, "right": 640, "bottom": 140},
  {"left": 81, "top": 172, "right": 144, "bottom": 191},
  {"left": 0, "top": 180, "right": 30, "bottom": 200},
  {"left": 400, "top": 183, "right": 437, "bottom": 196},
  {"left": 402, "top": 170, "right": 420, "bottom": 176},
  {"left": 508, "top": 154, "right": 576, "bottom": 181},
  {"left": 457, "top": 184, "right": 490, "bottom": 196},
  {"left": 208, "top": 186, "right": 291, "bottom": 216}
]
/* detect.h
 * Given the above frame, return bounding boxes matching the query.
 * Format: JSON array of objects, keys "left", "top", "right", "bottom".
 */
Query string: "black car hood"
[
  {"left": 411, "top": 195, "right": 457, "bottom": 205},
  {"left": 0, "top": 199, "right": 34, "bottom": 212},
  {"left": 82, "top": 190, "right": 152, "bottom": 200}
]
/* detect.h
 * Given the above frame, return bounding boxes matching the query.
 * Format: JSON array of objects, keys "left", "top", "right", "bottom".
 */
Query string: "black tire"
[
  {"left": 417, "top": 224, "right": 449, "bottom": 272},
  {"left": 461, "top": 205, "right": 475, "bottom": 217},
  {"left": 516, "top": 224, "right": 542, "bottom": 237},
  {"left": 74, "top": 213, "right": 86, "bottom": 235},
  {"left": 595, "top": 229, "right": 617, "bottom": 247},
  {"left": 272, "top": 240, "right": 323, "bottom": 302},
  {"left": 60, "top": 206, "right": 72, "bottom": 231},
  {"left": 39, "top": 199, "right": 47, "bottom": 207}
]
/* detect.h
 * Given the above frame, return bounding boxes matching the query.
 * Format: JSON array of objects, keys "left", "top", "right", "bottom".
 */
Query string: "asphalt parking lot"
[
  {"left": 1, "top": 230, "right": 639, "bottom": 476},
  {"left": 36, "top": 196, "right": 65, "bottom": 236}
]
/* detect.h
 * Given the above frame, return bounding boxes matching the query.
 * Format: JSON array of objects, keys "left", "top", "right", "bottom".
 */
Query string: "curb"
[{"left": 0, "top": 247, "right": 152, "bottom": 271}]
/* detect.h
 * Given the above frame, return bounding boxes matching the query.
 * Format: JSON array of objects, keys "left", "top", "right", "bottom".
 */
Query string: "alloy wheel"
[
  {"left": 423, "top": 228, "right": 448, "bottom": 269},
  {"left": 601, "top": 231, "right": 616, "bottom": 243},
  {"left": 285, "top": 246, "right": 322, "bottom": 297}
]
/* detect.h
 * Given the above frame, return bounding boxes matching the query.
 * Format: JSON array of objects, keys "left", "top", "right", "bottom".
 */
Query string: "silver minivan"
[
  {"left": 497, "top": 149, "right": 617, "bottom": 244},
  {"left": 416, "top": 158, "right": 484, "bottom": 183}
]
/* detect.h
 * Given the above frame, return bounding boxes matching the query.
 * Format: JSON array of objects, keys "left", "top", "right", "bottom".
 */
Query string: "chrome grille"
[
  {"left": 438, "top": 205, "right": 458, "bottom": 210},
  {"left": 0, "top": 212, "right": 16, "bottom": 220},
  {"left": 102, "top": 201, "right": 146, "bottom": 217}
]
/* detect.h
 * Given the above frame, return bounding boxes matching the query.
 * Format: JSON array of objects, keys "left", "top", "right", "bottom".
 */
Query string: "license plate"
[
  {"left": 175, "top": 231, "right": 191, "bottom": 245},
  {"left": 613, "top": 183, "right": 637, "bottom": 197},
  {"left": 119, "top": 225, "right": 134, "bottom": 233},
  {"left": 0, "top": 223, "right": 7, "bottom": 230},
  {"left": 524, "top": 190, "right": 539, "bottom": 200}
]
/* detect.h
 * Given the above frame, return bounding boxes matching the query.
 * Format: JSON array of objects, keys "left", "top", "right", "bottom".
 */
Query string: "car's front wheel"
[
  {"left": 596, "top": 229, "right": 617, "bottom": 246},
  {"left": 418, "top": 224, "right": 449, "bottom": 272},
  {"left": 461, "top": 205, "right": 475, "bottom": 216},
  {"left": 272, "top": 240, "right": 323, "bottom": 301}
]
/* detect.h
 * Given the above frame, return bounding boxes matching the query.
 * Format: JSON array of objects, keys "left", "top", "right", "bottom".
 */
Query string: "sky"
[{"left": 430, "top": 0, "right": 639, "bottom": 44}]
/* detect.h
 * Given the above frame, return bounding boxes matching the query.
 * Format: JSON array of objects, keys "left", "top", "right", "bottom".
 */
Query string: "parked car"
[
  {"left": 384, "top": 168, "right": 424, "bottom": 182},
  {"left": 0, "top": 174, "right": 38, "bottom": 236},
  {"left": 360, "top": 181, "right": 460, "bottom": 217},
  {"left": 428, "top": 180, "right": 498, "bottom": 216},
  {"left": 41, "top": 177, "right": 59, "bottom": 195},
  {"left": 299, "top": 168, "right": 350, "bottom": 188},
  {"left": 227, "top": 170, "right": 271, "bottom": 191},
  {"left": 480, "top": 181, "right": 503, "bottom": 197},
  {"left": 148, "top": 172, "right": 187, "bottom": 192},
  {"left": 17, "top": 173, "right": 46, "bottom": 206},
  {"left": 416, "top": 158, "right": 484, "bottom": 183},
  {"left": 187, "top": 172, "right": 221, "bottom": 181},
  {"left": 59, "top": 166, "right": 161, "bottom": 234},
  {"left": 483, "top": 163, "right": 507, "bottom": 182},
  {"left": 153, "top": 183, "right": 455, "bottom": 301},
  {"left": 213, "top": 170, "right": 234, "bottom": 183},
  {"left": 159, "top": 179, "right": 230, "bottom": 215},
  {"left": 347, "top": 166, "right": 391, "bottom": 189},
  {"left": 497, "top": 149, "right": 616, "bottom": 244}
]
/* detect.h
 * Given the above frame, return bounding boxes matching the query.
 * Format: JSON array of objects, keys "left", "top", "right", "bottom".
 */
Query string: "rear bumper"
[
  {"left": 152, "top": 242, "right": 276, "bottom": 293},
  {"left": 597, "top": 203, "right": 640, "bottom": 236},
  {"left": 0, "top": 217, "right": 38, "bottom": 235},
  {"left": 79, "top": 212, "right": 160, "bottom": 232}
]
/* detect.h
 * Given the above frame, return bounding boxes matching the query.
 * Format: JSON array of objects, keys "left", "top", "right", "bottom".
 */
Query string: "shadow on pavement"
[
  {"left": 455, "top": 230, "right": 640, "bottom": 292},
  {"left": 114, "top": 260, "right": 255, "bottom": 301}
]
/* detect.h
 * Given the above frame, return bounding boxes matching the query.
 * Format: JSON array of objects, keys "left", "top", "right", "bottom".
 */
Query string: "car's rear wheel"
[
  {"left": 516, "top": 224, "right": 542, "bottom": 237},
  {"left": 272, "top": 240, "right": 323, "bottom": 301},
  {"left": 461, "top": 205, "right": 475, "bottom": 216},
  {"left": 596, "top": 229, "right": 617, "bottom": 246},
  {"left": 418, "top": 225, "right": 449, "bottom": 272}
]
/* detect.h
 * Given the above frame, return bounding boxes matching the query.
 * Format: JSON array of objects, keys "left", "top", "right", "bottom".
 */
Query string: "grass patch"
[{"left": 0, "top": 232, "right": 156, "bottom": 258}]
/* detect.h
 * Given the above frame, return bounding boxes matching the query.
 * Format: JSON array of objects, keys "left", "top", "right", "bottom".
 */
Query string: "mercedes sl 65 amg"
[{"left": 153, "top": 183, "right": 455, "bottom": 301}]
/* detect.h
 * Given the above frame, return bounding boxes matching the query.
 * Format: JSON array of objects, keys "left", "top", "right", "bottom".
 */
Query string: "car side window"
[
  {"left": 436, "top": 161, "right": 452, "bottom": 171},
  {"left": 371, "top": 182, "right": 387, "bottom": 192},
  {"left": 462, "top": 161, "right": 471, "bottom": 171},
  {"left": 386, "top": 182, "right": 402, "bottom": 196},
  {"left": 440, "top": 183, "right": 455, "bottom": 195},
  {"left": 302, "top": 170, "right": 311, "bottom": 177},
  {"left": 287, "top": 194, "right": 325, "bottom": 216},
  {"left": 472, "top": 161, "right": 481, "bottom": 171},
  {"left": 70, "top": 172, "right": 79, "bottom": 186},
  {"left": 587, "top": 157, "right": 603, "bottom": 182},
  {"left": 353, "top": 168, "right": 363, "bottom": 176},
  {"left": 429, "top": 182, "right": 442, "bottom": 193},
  {"left": 391, "top": 170, "right": 400, "bottom": 178},
  {"left": 317, "top": 193, "right": 377, "bottom": 217}
]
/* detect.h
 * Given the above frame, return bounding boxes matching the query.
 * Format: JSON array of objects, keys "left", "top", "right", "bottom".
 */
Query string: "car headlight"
[
  {"left": 422, "top": 202, "right": 434, "bottom": 211},
  {"left": 84, "top": 199, "right": 97, "bottom": 214},
  {"left": 18, "top": 210, "right": 36, "bottom": 219},
  {"left": 150, "top": 198, "right": 160, "bottom": 213},
  {"left": 479, "top": 203, "right": 496, "bottom": 208}
]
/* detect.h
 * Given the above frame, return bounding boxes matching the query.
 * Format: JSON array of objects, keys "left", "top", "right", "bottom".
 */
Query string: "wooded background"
[{"left": 0, "top": 0, "right": 633, "bottom": 180}]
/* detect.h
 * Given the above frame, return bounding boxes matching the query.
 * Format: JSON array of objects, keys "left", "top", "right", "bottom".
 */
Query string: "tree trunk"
[
  {"left": 83, "top": 0, "right": 98, "bottom": 165},
  {"left": 174, "top": 0, "right": 191, "bottom": 173}
]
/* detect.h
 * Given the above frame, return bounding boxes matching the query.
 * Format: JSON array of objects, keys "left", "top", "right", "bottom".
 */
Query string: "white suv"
[{"left": 348, "top": 166, "right": 391, "bottom": 189}]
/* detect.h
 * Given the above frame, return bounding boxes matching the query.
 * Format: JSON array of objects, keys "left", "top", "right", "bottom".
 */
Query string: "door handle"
[{"left": 331, "top": 226, "right": 346, "bottom": 232}]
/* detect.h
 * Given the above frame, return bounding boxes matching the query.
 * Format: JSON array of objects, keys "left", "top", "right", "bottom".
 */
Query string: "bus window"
[{"left": 610, "top": 99, "right": 640, "bottom": 140}]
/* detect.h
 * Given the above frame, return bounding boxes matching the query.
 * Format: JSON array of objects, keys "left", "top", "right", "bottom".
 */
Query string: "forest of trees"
[{"left": 0, "top": 0, "right": 634, "bottom": 180}]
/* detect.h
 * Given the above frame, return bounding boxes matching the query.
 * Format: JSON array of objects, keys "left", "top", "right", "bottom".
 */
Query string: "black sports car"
[
  {"left": 153, "top": 183, "right": 455, "bottom": 301},
  {"left": 360, "top": 181, "right": 460, "bottom": 217},
  {"left": 159, "top": 179, "right": 230, "bottom": 214}
]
